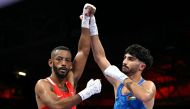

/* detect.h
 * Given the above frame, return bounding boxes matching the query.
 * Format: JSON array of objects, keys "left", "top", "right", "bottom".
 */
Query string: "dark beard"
[
  {"left": 52, "top": 64, "right": 69, "bottom": 79},
  {"left": 122, "top": 64, "right": 139, "bottom": 76},
  {"left": 122, "top": 67, "right": 138, "bottom": 77},
  {"left": 122, "top": 70, "right": 133, "bottom": 76},
  {"left": 122, "top": 66, "right": 134, "bottom": 76}
]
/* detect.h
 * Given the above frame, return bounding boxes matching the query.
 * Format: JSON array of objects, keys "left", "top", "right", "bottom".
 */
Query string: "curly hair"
[{"left": 125, "top": 44, "right": 153, "bottom": 69}]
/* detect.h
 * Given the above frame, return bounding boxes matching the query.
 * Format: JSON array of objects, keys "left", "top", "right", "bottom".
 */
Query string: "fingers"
[
  {"left": 78, "top": 78, "right": 101, "bottom": 100},
  {"left": 94, "top": 79, "right": 102, "bottom": 93},
  {"left": 83, "top": 3, "right": 96, "bottom": 17},
  {"left": 87, "top": 78, "right": 94, "bottom": 87},
  {"left": 79, "top": 15, "right": 83, "bottom": 20}
]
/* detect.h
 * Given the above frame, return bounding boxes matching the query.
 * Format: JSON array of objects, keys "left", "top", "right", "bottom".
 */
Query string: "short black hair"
[
  {"left": 51, "top": 46, "right": 72, "bottom": 58},
  {"left": 125, "top": 44, "right": 153, "bottom": 69}
]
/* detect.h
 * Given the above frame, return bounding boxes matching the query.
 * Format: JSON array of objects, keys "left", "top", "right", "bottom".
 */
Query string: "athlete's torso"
[
  {"left": 41, "top": 77, "right": 76, "bottom": 109},
  {"left": 114, "top": 78, "right": 146, "bottom": 109}
]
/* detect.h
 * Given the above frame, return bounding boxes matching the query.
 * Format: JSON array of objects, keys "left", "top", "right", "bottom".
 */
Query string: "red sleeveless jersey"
[{"left": 41, "top": 77, "right": 76, "bottom": 109}]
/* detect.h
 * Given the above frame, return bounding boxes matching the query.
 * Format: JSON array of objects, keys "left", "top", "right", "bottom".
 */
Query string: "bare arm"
[
  {"left": 89, "top": 14, "right": 120, "bottom": 87},
  {"left": 72, "top": 4, "right": 97, "bottom": 85},
  {"left": 91, "top": 33, "right": 119, "bottom": 87},
  {"left": 91, "top": 36, "right": 110, "bottom": 72},
  {"left": 124, "top": 79, "right": 156, "bottom": 102},
  {"left": 72, "top": 27, "right": 90, "bottom": 84},
  {"left": 35, "top": 79, "right": 82, "bottom": 109}
]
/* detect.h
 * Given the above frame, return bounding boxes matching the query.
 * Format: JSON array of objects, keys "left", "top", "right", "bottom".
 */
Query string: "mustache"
[{"left": 122, "top": 64, "right": 128, "bottom": 69}]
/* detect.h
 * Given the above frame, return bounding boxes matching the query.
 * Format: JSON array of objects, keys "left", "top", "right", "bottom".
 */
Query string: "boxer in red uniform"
[{"left": 35, "top": 3, "right": 101, "bottom": 109}]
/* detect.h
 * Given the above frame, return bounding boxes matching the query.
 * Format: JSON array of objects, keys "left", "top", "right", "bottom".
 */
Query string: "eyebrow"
[{"left": 56, "top": 56, "right": 71, "bottom": 59}]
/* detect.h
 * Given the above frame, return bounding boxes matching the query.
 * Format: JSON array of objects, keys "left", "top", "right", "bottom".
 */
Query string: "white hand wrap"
[
  {"left": 104, "top": 65, "right": 128, "bottom": 83},
  {"left": 81, "top": 3, "right": 96, "bottom": 28},
  {"left": 90, "top": 15, "right": 98, "bottom": 36},
  {"left": 81, "top": 15, "right": 90, "bottom": 28},
  {"left": 78, "top": 79, "right": 101, "bottom": 101}
]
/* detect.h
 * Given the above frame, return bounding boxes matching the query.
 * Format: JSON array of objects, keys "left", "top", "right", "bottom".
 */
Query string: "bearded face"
[
  {"left": 52, "top": 63, "right": 70, "bottom": 79},
  {"left": 122, "top": 63, "right": 139, "bottom": 76},
  {"left": 122, "top": 54, "right": 142, "bottom": 76},
  {"left": 49, "top": 50, "right": 72, "bottom": 79}
]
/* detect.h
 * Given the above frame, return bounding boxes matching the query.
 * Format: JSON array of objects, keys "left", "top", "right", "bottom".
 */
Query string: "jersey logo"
[{"left": 128, "top": 96, "right": 136, "bottom": 101}]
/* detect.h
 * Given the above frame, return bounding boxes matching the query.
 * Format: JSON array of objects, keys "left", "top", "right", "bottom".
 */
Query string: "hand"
[
  {"left": 81, "top": 3, "right": 96, "bottom": 28},
  {"left": 86, "top": 79, "right": 101, "bottom": 94},
  {"left": 78, "top": 79, "right": 101, "bottom": 100},
  {"left": 82, "top": 3, "right": 96, "bottom": 17},
  {"left": 86, "top": 78, "right": 95, "bottom": 87}
]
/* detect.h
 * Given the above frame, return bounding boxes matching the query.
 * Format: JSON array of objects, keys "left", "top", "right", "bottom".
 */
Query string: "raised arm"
[
  {"left": 90, "top": 15, "right": 126, "bottom": 86},
  {"left": 90, "top": 27, "right": 111, "bottom": 72},
  {"left": 72, "top": 4, "right": 96, "bottom": 84}
]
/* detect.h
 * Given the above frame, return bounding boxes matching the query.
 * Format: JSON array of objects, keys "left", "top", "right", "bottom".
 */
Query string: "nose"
[
  {"left": 61, "top": 60, "right": 67, "bottom": 66},
  {"left": 123, "top": 58, "right": 128, "bottom": 65}
]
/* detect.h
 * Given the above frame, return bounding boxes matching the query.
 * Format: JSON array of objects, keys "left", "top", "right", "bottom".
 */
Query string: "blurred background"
[{"left": 0, "top": 0, "right": 190, "bottom": 109}]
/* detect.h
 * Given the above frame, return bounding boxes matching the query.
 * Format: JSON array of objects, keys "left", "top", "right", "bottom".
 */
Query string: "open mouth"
[
  {"left": 60, "top": 69, "right": 66, "bottom": 72},
  {"left": 59, "top": 68, "right": 67, "bottom": 73}
]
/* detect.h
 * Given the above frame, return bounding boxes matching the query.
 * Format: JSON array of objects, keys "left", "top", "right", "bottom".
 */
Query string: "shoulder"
[
  {"left": 143, "top": 80, "right": 156, "bottom": 92},
  {"left": 143, "top": 80, "right": 156, "bottom": 87},
  {"left": 35, "top": 78, "right": 50, "bottom": 94},
  {"left": 35, "top": 78, "right": 48, "bottom": 86},
  {"left": 145, "top": 80, "right": 155, "bottom": 86},
  {"left": 144, "top": 80, "right": 155, "bottom": 85}
]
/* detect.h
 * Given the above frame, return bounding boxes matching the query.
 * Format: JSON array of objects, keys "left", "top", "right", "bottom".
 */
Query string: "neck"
[
  {"left": 50, "top": 73, "right": 67, "bottom": 84},
  {"left": 129, "top": 72, "right": 142, "bottom": 83}
]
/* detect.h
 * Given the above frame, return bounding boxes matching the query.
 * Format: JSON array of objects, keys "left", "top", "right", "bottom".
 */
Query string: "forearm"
[
  {"left": 91, "top": 36, "right": 111, "bottom": 72},
  {"left": 89, "top": 15, "right": 105, "bottom": 61},
  {"left": 72, "top": 28, "right": 90, "bottom": 83},
  {"left": 78, "top": 5, "right": 93, "bottom": 57},
  {"left": 53, "top": 95, "right": 82, "bottom": 109},
  {"left": 72, "top": 6, "right": 92, "bottom": 82},
  {"left": 78, "top": 28, "right": 91, "bottom": 56},
  {"left": 91, "top": 36, "right": 106, "bottom": 61},
  {"left": 124, "top": 79, "right": 152, "bottom": 101}
]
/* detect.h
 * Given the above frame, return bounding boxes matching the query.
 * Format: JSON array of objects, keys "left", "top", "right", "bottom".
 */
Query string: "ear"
[
  {"left": 48, "top": 59, "right": 53, "bottom": 67},
  {"left": 139, "top": 63, "right": 146, "bottom": 71}
]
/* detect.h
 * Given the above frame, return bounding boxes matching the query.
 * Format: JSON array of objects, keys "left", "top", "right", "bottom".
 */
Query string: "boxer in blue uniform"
[{"left": 88, "top": 4, "right": 156, "bottom": 109}]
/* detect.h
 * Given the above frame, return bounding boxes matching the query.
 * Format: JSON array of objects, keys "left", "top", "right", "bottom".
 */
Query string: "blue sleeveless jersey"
[{"left": 114, "top": 79, "right": 146, "bottom": 109}]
